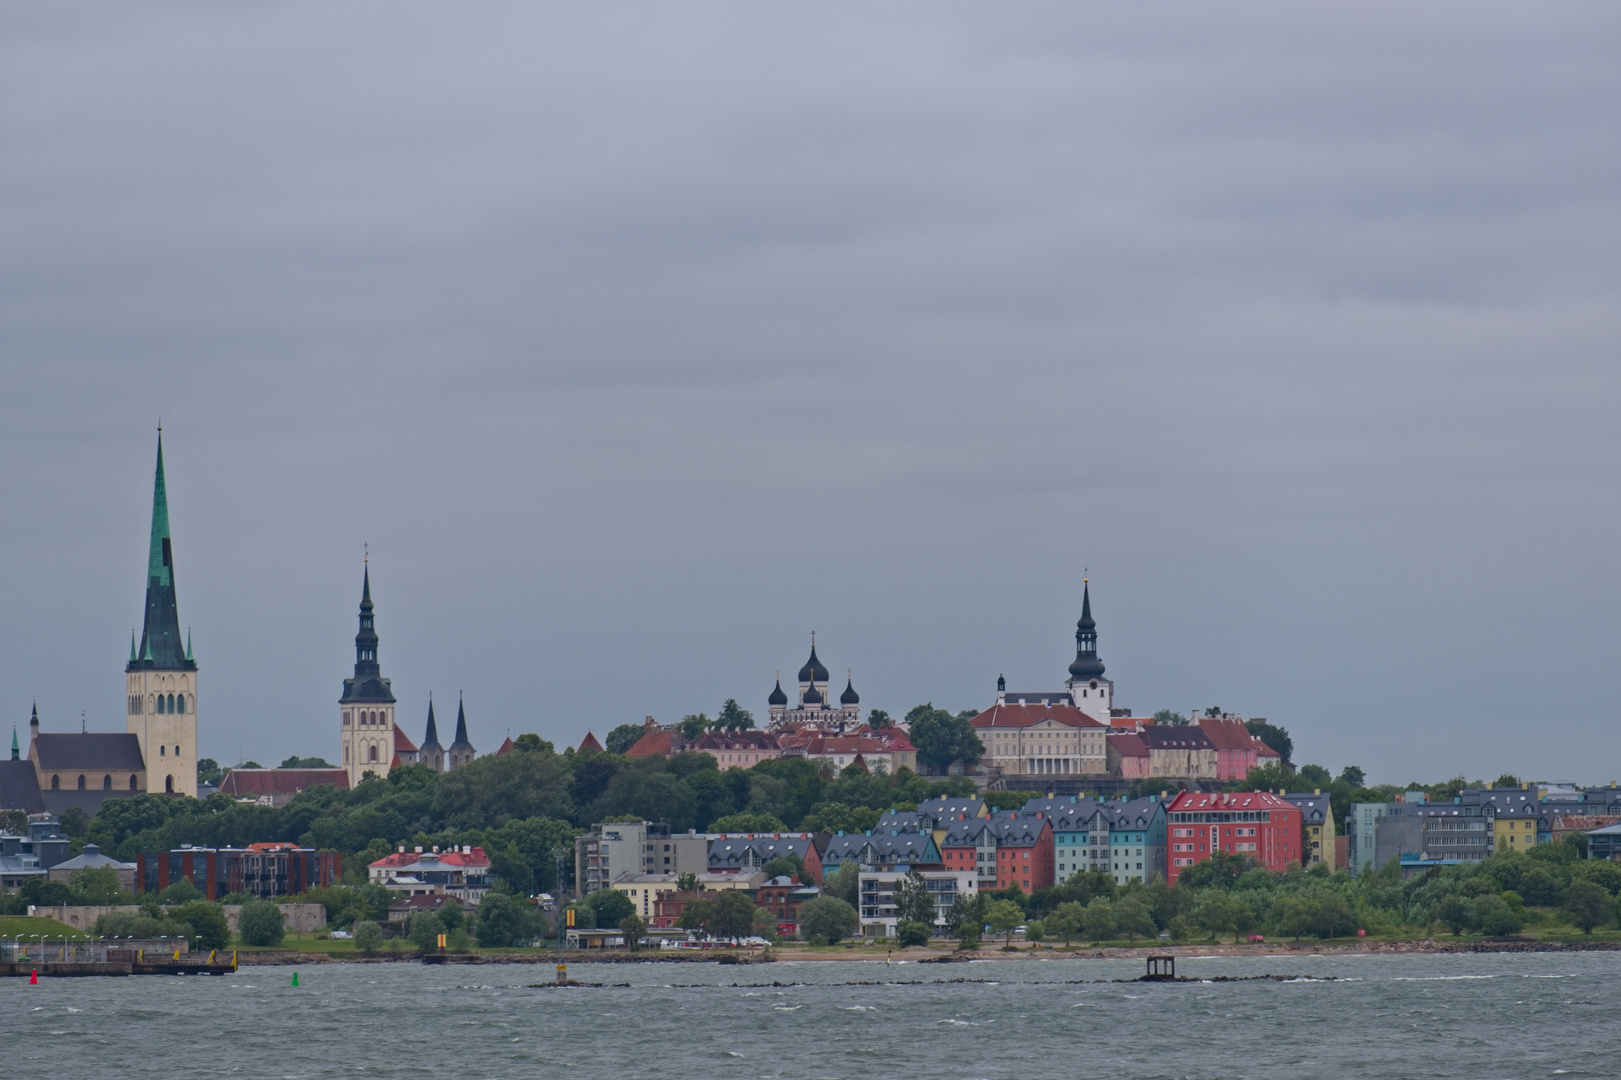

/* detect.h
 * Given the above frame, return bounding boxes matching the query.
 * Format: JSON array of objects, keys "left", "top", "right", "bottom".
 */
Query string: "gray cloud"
[{"left": 1, "top": 1, "right": 1617, "bottom": 782}]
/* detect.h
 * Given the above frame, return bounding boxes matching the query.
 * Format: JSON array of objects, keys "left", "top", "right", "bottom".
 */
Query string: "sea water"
[{"left": 2, "top": 951, "right": 1616, "bottom": 1078}]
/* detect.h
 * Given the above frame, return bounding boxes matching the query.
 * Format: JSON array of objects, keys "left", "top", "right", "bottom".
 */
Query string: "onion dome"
[
  {"left": 1067, "top": 581, "right": 1106, "bottom": 681},
  {"left": 803, "top": 683, "right": 823, "bottom": 706},
  {"left": 769, "top": 678, "right": 789, "bottom": 707},
  {"left": 798, "top": 637, "right": 830, "bottom": 684},
  {"left": 840, "top": 674, "right": 859, "bottom": 706}
]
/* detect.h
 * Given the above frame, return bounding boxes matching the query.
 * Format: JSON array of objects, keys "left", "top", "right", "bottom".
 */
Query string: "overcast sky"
[{"left": 2, "top": 3, "right": 1618, "bottom": 785}]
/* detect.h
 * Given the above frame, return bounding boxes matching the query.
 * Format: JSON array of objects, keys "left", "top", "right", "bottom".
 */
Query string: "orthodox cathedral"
[{"left": 766, "top": 634, "right": 862, "bottom": 731}]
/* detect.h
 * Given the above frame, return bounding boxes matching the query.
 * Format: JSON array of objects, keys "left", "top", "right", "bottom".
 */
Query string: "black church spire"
[{"left": 1067, "top": 580, "right": 1106, "bottom": 681}]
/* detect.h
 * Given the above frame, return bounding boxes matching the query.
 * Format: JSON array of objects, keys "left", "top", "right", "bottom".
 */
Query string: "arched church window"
[
  {"left": 368, "top": 745, "right": 378, "bottom": 763},
  {"left": 52, "top": 775, "right": 60, "bottom": 790},
  {"left": 175, "top": 746, "right": 181, "bottom": 756},
  {"left": 103, "top": 775, "right": 112, "bottom": 790},
  {"left": 176, "top": 695, "right": 185, "bottom": 714},
  {"left": 169, "top": 693, "right": 177, "bottom": 712},
  {"left": 166, "top": 775, "right": 174, "bottom": 793},
  {"left": 77, "top": 775, "right": 86, "bottom": 790},
  {"left": 160, "top": 745, "right": 166, "bottom": 756},
  {"left": 129, "top": 775, "right": 138, "bottom": 791}
]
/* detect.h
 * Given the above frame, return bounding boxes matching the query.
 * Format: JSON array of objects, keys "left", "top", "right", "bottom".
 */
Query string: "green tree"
[
  {"left": 279, "top": 756, "right": 335, "bottom": 768},
  {"left": 585, "top": 888, "right": 635, "bottom": 929},
  {"left": 678, "top": 896, "right": 718, "bottom": 938},
  {"left": 867, "top": 709, "right": 894, "bottom": 731},
  {"left": 475, "top": 892, "right": 532, "bottom": 947},
  {"left": 158, "top": 878, "right": 203, "bottom": 904},
  {"left": 237, "top": 899, "right": 286, "bottom": 947},
  {"left": 59, "top": 806, "right": 90, "bottom": 838},
  {"left": 710, "top": 811, "right": 788, "bottom": 833},
  {"left": 677, "top": 713, "right": 711, "bottom": 740},
  {"left": 824, "top": 862, "right": 860, "bottom": 907},
  {"left": 1244, "top": 719, "right": 1293, "bottom": 764},
  {"left": 894, "top": 870, "right": 938, "bottom": 926},
  {"left": 69, "top": 866, "right": 127, "bottom": 905},
  {"left": 717, "top": 699, "right": 756, "bottom": 732},
  {"left": 1082, "top": 897, "right": 1117, "bottom": 942},
  {"left": 1478, "top": 895, "right": 1523, "bottom": 936},
  {"left": 1047, "top": 902, "right": 1084, "bottom": 945},
  {"left": 1435, "top": 895, "right": 1473, "bottom": 936},
  {"left": 676, "top": 872, "right": 699, "bottom": 893},
  {"left": 1563, "top": 880, "right": 1612, "bottom": 933},
  {"left": 619, "top": 912, "right": 648, "bottom": 950},
  {"left": 1337, "top": 766, "right": 1366, "bottom": 788},
  {"left": 605, "top": 724, "right": 648, "bottom": 756},
  {"left": 1193, "top": 893, "right": 1237, "bottom": 941},
  {"left": 713, "top": 890, "right": 759, "bottom": 942},
  {"left": 761, "top": 854, "right": 807, "bottom": 882},
  {"left": 171, "top": 900, "right": 231, "bottom": 951},
  {"left": 352, "top": 920, "right": 385, "bottom": 955},
  {"left": 1493, "top": 773, "right": 1521, "bottom": 790},
  {"left": 798, "top": 896, "right": 859, "bottom": 945},
  {"left": 196, "top": 758, "right": 225, "bottom": 787},
  {"left": 986, "top": 898, "right": 1024, "bottom": 946},
  {"left": 894, "top": 919, "right": 931, "bottom": 947},
  {"left": 1114, "top": 895, "right": 1157, "bottom": 942},
  {"left": 1152, "top": 710, "right": 1189, "bottom": 726},
  {"left": 1297, "top": 764, "right": 1332, "bottom": 788},
  {"left": 905, "top": 705, "right": 985, "bottom": 772},
  {"left": 409, "top": 911, "right": 445, "bottom": 952}
]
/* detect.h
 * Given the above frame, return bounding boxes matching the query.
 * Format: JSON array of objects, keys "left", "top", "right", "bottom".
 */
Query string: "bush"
[
  {"left": 1563, "top": 880, "right": 1613, "bottom": 933},
  {"left": 585, "top": 889, "right": 634, "bottom": 929},
  {"left": 237, "top": 900, "right": 286, "bottom": 947},
  {"left": 409, "top": 911, "right": 445, "bottom": 952},
  {"left": 1022, "top": 920, "right": 1045, "bottom": 943},
  {"left": 475, "top": 892, "right": 534, "bottom": 948},
  {"left": 798, "top": 896, "right": 858, "bottom": 945},
  {"left": 352, "top": 920, "right": 385, "bottom": 955},
  {"left": 894, "top": 920, "right": 931, "bottom": 947}
]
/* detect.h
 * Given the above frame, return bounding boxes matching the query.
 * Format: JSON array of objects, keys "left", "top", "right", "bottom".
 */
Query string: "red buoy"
[{"left": 29, "top": 969, "right": 39, "bottom": 985}]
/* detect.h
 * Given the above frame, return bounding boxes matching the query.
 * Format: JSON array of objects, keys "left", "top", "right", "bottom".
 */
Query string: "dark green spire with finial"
[
  {"left": 339, "top": 557, "right": 395, "bottom": 707},
  {"left": 1068, "top": 579, "right": 1105, "bottom": 681},
  {"left": 9, "top": 726, "right": 17, "bottom": 761},
  {"left": 128, "top": 432, "right": 195, "bottom": 673}
]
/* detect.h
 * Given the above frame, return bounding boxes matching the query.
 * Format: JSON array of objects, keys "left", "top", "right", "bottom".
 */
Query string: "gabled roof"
[
  {"left": 393, "top": 726, "right": 418, "bottom": 754},
  {"left": 1198, "top": 717, "right": 1261, "bottom": 751},
  {"left": 0, "top": 760, "right": 45, "bottom": 813},
  {"left": 1107, "top": 732, "right": 1149, "bottom": 758},
  {"left": 1138, "top": 726, "right": 1214, "bottom": 751},
  {"left": 939, "top": 818, "right": 998, "bottom": 848},
  {"left": 627, "top": 729, "right": 678, "bottom": 757},
  {"left": 219, "top": 768, "right": 350, "bottom": 796},
  {"left": 987, "top": 811, "right": 1052, "bottom": 848},
  {"left": 708, "top": 834, "right": 817, "bottom": 867},
  {"left": 32, "top": 733, "right": 146, "bottom": 772},
  {"left": 1282, "top": 793, "right": 1329, "bottom": 824},
  {"left": 970, "top": 703, "right": 1105, "bottom": 730},
  {"left": 579, "top": 731, "right": 604, "bottom": 753},
  {"left": 916, "top": 796, "right": 987, "bottom": 821},
  {"left": 820, "top": 830, "right": 940, "bottom": 864},
  {"left": 495, "top": 737, "right": 515, "bottom": 756}
]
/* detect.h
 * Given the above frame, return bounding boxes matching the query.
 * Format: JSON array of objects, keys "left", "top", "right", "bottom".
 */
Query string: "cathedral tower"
[
  {"left": 339, "top": 563, "right": 397, "bottom": 785},
  {"left": 1065, "top": 580, "right": 1113, "bottom": 721},
  {"left": 125, "top": 433, "right": 199, "bottom": 796}
]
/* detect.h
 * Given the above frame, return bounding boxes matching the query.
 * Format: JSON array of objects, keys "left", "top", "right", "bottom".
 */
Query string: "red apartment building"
[
  {"left": 990, "top": 812, "right": 1054, "bottom": 893},
  {"left": 1164, "top": 791, "right": 1301, "bottom": 884}
]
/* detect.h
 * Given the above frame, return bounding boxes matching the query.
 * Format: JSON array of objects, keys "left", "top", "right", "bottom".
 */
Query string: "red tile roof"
[
  {"left": 370, "top": 846, "right": 492, "bottom": 870},
  {"left": 579, "top": 731, "right": 604, "bottom": 752},
  {"left": 626, "top": 729, "right": 678, "bottom": 758},
  {"left": 969, "top": 703, "right": 1106, "bottom": 730},
  {"left": 1166, "top": 790, "right": 1294, "bottom": 812},
  {"left": 218, "top": 768, "right": 350, "bottom": 796},
  {"left": 1198, "top": 717, "right": 1260, "bottom": 751},
  {"left": 1106, "top": 732, "right": 1149, "bottom": 758},
  {"left": 495, "top": 737, "right": 515, "bottom": 756},
  {"left": 394, "top": 726, "right": 419, "bottom": 753}
]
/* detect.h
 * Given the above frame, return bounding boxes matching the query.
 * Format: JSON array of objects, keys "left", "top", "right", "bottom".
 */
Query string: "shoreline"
[{"left": 256, "top": 937, "right": 1621, "bottom": 966}]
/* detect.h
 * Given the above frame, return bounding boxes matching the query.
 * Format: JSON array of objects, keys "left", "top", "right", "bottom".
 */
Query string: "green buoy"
[{"left": 291, "top": 971, "right": 299, "bottom": 987}]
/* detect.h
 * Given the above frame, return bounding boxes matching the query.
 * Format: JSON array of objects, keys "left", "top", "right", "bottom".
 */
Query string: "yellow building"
[{"left": 1283, "top": 791, "right": 1336, "bottom": 868}]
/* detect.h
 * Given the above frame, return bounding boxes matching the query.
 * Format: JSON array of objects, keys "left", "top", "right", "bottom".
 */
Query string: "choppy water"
[{"left": 3, "top": 951, "right": 1617, "bottom": 1078}]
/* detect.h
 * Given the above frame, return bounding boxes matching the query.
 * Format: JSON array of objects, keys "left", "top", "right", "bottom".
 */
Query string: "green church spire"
[{"left": 129, "top": 431, "right": 194, "bottom": 672}]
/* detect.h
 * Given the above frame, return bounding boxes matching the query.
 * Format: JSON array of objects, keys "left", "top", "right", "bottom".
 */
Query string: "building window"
[
  {"left": 103, "top": 774, "right": 112, "bottom": 790},
  {"left": 166, "top": 775, "right": 174, "bottom": 793},
  {"left": 160, "top": 745, "right": 166, "bottom": 756},
  {"left": 77, "top": 774, "right": 86, "bottom": 790},
  {"left": 130, "top": 776, "right": 139, "bottom": 791}
]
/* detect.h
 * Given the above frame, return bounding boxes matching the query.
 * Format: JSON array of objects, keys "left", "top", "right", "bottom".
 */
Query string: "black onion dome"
[
  {"left": 798, "top": 643, "right": 830, "bottom": 684},
  {"left": 840, "top": 677, "right": 859, "bottom": 706},
  {"left": 803, "top": 683, "right": 823, "bottom": 705},
  {"left": 768, "top": 679, "right": 789, "bottom": 706}
]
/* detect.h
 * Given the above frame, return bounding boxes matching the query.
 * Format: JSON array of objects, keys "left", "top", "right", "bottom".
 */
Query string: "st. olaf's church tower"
[{"left": 124, "top": 434, "right": 199, "bottom": 797}]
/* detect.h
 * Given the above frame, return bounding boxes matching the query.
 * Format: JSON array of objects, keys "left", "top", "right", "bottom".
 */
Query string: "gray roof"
[
  {"left": 1138, "top": 727, "right": 1214, "bottom": 751},
  {"left": 0, "top": 760, "right": 45, "bottom": 813},
  {"left": 49, "top": 843, "right": 136, "bottom": 872},
  {"left": 916, "top": 796, "right": 986, "bottom": 821},
  {"left": 707, "top": 835, "right": 815, "bottom": 868},
  {"left": 32, "top": 733, "right": 146, "bottom": 772}
]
